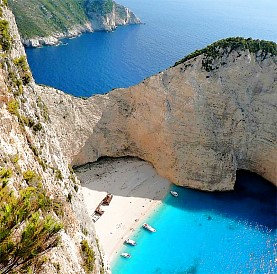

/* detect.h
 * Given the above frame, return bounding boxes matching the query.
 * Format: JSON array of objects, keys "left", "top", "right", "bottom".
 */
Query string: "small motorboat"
[
  {"left": 170, "top": 190, "right": 178, "bottom": 197},
  {"left": 142, "top": 223, "right": 156, "bottom": 232},
  {"left": 121, "top": 253, "right": 131, "bottom": 258},
  {"left": 124, "top": 239, "right": 137, "bottom": 246}
]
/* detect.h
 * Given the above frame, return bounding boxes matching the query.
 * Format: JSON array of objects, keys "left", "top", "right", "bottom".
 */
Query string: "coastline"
[{"left": 75, "top": 157, "right": 171, "bottom": 266}]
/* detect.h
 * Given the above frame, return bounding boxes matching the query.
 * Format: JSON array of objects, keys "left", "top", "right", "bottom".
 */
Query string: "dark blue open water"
[
  {"left": 25, "top": 0, "right": 277, "bottom": 97},
  {"left": 24, "top": 1, "right": 277, "bottom": 272}
]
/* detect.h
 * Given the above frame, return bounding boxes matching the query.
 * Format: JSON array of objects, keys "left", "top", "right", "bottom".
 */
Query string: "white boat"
[
  {"left": 124, "top": 239, "right": 136, "bottom": 246},
  {"left": 170, "top": 190, "right": 178, "bottom": 197},
  {"left": 142, "top": 223, "right": 156, "bottom": 232},
  {"left": 121, "top": 252, "right": 131, "bottom": 258}
]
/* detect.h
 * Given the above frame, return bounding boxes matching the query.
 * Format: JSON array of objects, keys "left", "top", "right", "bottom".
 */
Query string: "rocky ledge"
[{"left": 22, "top": 23, "right": 93, "bottom": 47}]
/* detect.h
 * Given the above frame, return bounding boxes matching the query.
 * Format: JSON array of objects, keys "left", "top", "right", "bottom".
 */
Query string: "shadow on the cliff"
[{"left": 165, "top": 170, "right": 277, "bottom": 231}]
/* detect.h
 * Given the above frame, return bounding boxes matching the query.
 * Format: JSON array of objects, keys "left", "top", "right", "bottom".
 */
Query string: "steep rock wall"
[
  {"left": 86, "top": 0, "right": 141, "bottom": 31},
  {"left": 40, "top": 48, "right": 277, "bottom": 191},
  {"left": 0, "top": 4, "right": 104, "bottom": 273}
]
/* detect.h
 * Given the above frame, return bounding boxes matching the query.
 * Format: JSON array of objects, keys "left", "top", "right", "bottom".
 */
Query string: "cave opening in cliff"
[
  {"left": 73, "top": 155, "right": 170, "bottom": 200},
  {"left": 160, "top": 170, "right": 277, "bottom": 230}
]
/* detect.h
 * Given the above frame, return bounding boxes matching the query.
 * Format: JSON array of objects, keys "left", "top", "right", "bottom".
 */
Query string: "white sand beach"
[{"left": 76, "top": 157, "right": 171, "bottom": 264}]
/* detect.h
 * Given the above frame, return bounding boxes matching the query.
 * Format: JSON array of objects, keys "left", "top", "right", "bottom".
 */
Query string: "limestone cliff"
[
  {"left": 39, "top": 40, "right": 277, "bottom": 191},
  {"left": 86, "top": 0, "right": 141, "bottom": 31},
  {"left": 0, "top": 3, "right": 105, "bottom": 273}
]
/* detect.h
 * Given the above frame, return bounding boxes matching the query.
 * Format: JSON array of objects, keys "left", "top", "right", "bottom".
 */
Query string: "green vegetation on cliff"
[
  {"left": 86, "top": 0, "right": 113, "bottom": 16},
  {"left": 0, "top": 179, "right": 63, "bottom": 273},
  {"left": 175, "top": 37, "right": 277, "bottom": 69},
  {"left": 7, "top": 0, "right": 88, "bottom": 39},
  {"left": 0, "top": 19, "right": 11, "bottom": 51}
]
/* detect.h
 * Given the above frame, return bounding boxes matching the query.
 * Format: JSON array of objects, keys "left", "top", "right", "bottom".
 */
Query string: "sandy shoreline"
[{"left": 75, "top": 157, "right": 171, "bottom": 266}]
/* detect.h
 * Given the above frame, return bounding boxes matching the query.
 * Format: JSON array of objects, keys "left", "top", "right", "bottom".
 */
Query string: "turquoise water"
[
  {"left": 25, "top": 0, "right": 277, "bottom": 97},
  {"left": 112, "top": 171, "right": 276, "bottom": 273}
]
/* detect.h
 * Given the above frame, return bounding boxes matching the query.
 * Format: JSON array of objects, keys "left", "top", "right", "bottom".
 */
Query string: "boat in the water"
[
  {"left": 170, "top": 190, "right": 178, "bottom": 197},
  {"left": 121, "top": 253, "right": 131, "bottom": 258},
  {"left": 124, "top": 239, "right": 136, "bottom": 246},
  {"left": 142, "top": 223, "right": 156, "bottom": 232}
]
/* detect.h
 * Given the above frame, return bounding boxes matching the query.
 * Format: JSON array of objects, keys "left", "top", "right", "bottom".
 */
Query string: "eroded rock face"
[
  {"left": 40, "top": 49, "right": 277, "bottom": 191},
  {"left": 86, "top": 1, "right": 141, "bottom": 31},
  {"left": 0, "top": 5, "right": 104, "bottom": 274}
]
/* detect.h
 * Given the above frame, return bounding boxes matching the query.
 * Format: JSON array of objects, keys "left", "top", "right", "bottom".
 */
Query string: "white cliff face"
[
  {"left": 86, "top": 1, "right": 141, "bottom": 31},
  {"left": 0, "top": 5, "right": 104, "bottom": 274},
  {"left": 40, "top": 49, "right": 277, "bottom": 191}
]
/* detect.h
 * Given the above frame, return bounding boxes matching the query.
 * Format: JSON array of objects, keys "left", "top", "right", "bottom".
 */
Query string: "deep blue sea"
[
  {"left": 25, "top": 1, "right": 277, "bottom": 273},
  {"left": 112, "top": 171, "right": 276, "bottom": 274},
  {"left": 25, "top": 0, "right": 277, "bottom": 97}
]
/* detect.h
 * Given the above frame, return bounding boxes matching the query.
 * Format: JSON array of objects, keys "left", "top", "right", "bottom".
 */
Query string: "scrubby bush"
[
  {"left": 33, "top": 122, "right": 42, "bottom": 132},
  {"left": 23, "top": 169, "right": 41, "bottom": 186},
  {"left": 55, "top": 169, "right": 63, "bottom": 181},
  {"left": 80, "top": 240, "right": 95, "bottom": 273},
  {"left": 7, "top": 99, "right": 19, "bottom": 117},
  {"left": 0, "top": 167, "right": 12, "bottom": 187},
  {"left": 0, "top": 184, "right": 63, "bottom": 273},
  {"left": 0, "top": 19, "right": 11, "bottom": 51},
  {"left": 13, "top": 56, "right": 32, "bottom": 85}
]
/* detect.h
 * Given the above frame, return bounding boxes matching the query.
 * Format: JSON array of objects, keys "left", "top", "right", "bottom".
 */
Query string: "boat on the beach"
[
  {"left": 121, "top": 253, "right": 131, "bottom": 258},
  {"left": 170, "top": 190, "right": 178, "bottom": 197},
  {"left": 124, "top": 239, "right": 136, "bottom": 246},
  {"left": 102, "top": 193, "right": 113, "bottom": 205},
  {"left": 142, "top": 223, "right": 156, "bottom": 232}
]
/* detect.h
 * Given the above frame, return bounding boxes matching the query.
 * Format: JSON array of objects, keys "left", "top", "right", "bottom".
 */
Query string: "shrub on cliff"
[
  {"left": 13, "top": 56, "right": 32, "bottom": 85},
  {"left": 0, "top": 184, "right": 63, "bottom": 274},
  {"left": 7, "top": 99, "right": 19, "bottom": 117},
  {"left": 0, "top": 19, "right": 11, "bottom": 51},
  {"left": 80, "top": 240, "right": 95, "bottom": 273}
]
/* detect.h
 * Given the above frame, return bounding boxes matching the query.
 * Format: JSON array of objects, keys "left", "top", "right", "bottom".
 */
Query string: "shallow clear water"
[
  {"left": 112, "top": 171, "right": 276, "bottom": 274},
  {"left": 25, "top": 0, "right": 277, "bottom": 97}
]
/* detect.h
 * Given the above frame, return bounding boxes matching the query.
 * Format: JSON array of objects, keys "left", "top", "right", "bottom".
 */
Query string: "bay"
[{"left": 25, "top": 0, "right": 277, "bottom": 97}]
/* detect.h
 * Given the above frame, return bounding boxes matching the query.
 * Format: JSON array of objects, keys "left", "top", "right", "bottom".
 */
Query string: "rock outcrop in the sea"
[{"left": 39, "top": 38, "right": 277, "bottom": 191}]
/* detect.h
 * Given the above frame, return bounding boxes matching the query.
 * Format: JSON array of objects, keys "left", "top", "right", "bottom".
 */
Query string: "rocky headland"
[
  {"left": 39, "top": 39, "right": 277, "bottom": 191},
  {"left": 0, "top": 1, "right": 276, "bottom": 273},
  {"left": 8, "top": 0, "right": 141, "bottom": 47}
]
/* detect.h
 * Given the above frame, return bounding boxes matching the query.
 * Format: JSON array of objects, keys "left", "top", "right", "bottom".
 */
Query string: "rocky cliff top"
[{"left": 175, "top": 37, "right": 276, "bottom": 68}]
